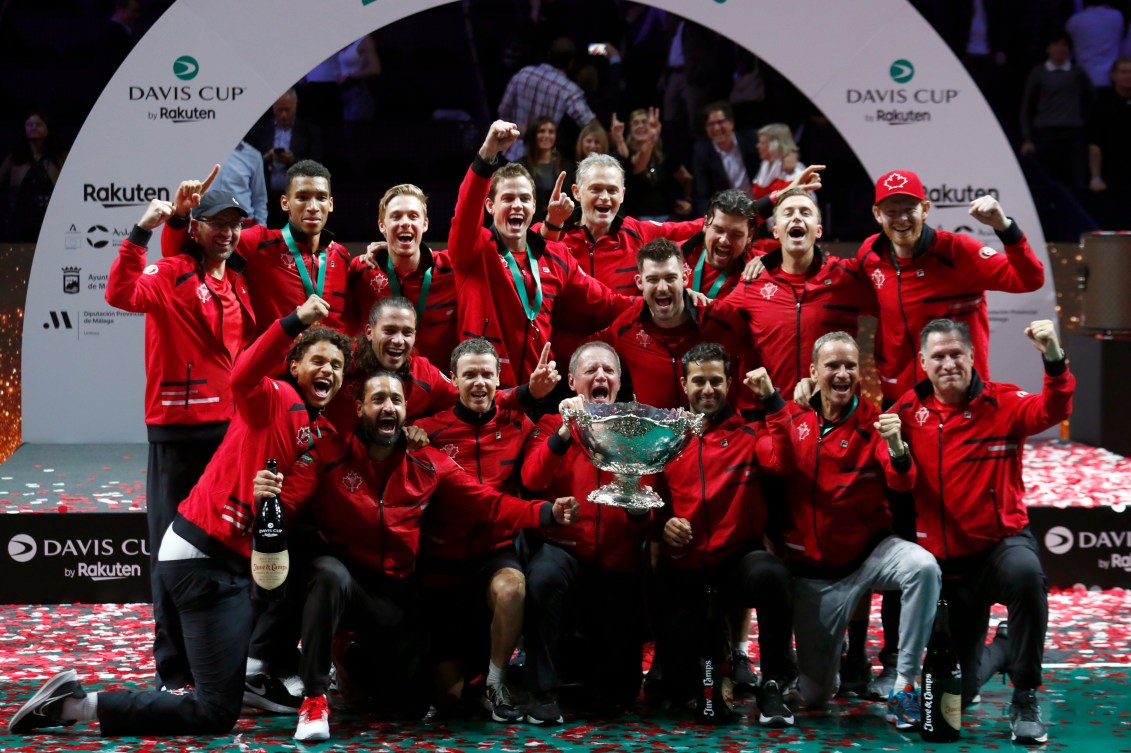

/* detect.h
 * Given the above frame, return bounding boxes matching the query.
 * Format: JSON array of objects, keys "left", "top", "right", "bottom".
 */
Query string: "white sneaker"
[{"left": 294, "top": 695, "right": 330, "bottom": 742}]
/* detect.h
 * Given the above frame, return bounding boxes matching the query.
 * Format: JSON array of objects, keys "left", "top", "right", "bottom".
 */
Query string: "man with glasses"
[{"left": 692, "top": 102, "right": 760, "bottom": 215}]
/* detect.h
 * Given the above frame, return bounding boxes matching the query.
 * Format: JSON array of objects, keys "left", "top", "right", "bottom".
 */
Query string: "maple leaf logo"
[
  {"left": 915, "top": 406, "right": 930, "bottom": 426},
  {"left": 370, "top": 272, "right": 389, "bottom": 292},
  {"left": 196, "top": 284, "right": 211, "bottom": 304},
  {"left": 884, "top": 173, "right": 909, "bottom": 191},
  {"left": 760, "top": 282, "right": 779, "bottom": 300},
  {"left": 341, "top": 470, "right": 363, "bottom": 493},
  {"left": 871, "top": 269, "right": 886, "bottom": 289},
  {"left": 796, "top": 422, "right": 810, "bottom": 441}
]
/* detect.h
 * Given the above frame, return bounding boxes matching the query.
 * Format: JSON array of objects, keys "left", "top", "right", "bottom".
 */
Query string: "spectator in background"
[
  {"left": 247, "top": 89, "right": 324, "bottom": 228},
  {"left": 622, "top": 107, "right": 693, "bottom": 221},
  {"left": 338, "top": 34, "right": 381, "bottom": 123},
  {"left": 0, "top": 110, "right": 68, "bottom": 241},
  {"left": 498, "top": 37, "right": 599, "bottom": 161},
  {"left": 575, "top": 121, "right": 610, "bottom": 161},
  {"left": 1066, "top": 0, "right": 1126, "bottom": 88},
  {"left": 1019, "top": 31, "right": 1095, "bottom": 190},
  {"left": 215, "top": 135, "right": 268, "bottom": 226},
  {"left": 752, "top": 123, "right": 806, "bottom": 202},
  {"left": 692, "top": 101, "right": 760, "bottom": 215},
  {"left": 660, "top": 17, "right": 733, "bottom": 167},
  {"left": 94, "top": 0, "right": 140, "bottom": 76},
  {"left": 1086, "top": 56, "right": 1131, "bottom": 228},
  {"left": 521, "top": 117, "right": 573, "bottom": 220}
]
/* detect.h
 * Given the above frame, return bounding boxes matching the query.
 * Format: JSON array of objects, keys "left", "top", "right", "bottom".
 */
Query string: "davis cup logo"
[
  {"left": 173, "top": 55, "right": 199, "bottom": 81},
  {"left": 890, "top": 59, "right": 915, "bottom": 84},
  {"left": 1044, "top": 526, "right": 1074, "bottom": 555},
  {"left": 8, "top": 534, "right": 37, "bottom": 563}
]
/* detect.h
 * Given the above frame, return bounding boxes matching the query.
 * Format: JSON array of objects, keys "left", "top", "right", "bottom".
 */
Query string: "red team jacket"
[
  {"left": 894, "top": 363, "right": 1074, "bottom": 561},
  {"left": 162, "top": 219, "right": 352, "bottom": 335},
  {"left": 728, "top": 247, "right": 876, "bottom": 399},
  {"left": 105, "top": 227, "right": 256, "bottom": 434},
  {"left": 658, "top": 400, "right": 791, "bottom": 571},
  {"left": 283, "top": 434, "right": 552, "bottom": 578},
  {"left": 522, "top": 414, "right": 653, "bottom": 573},
  {"left": 171, "top": 314, "right": 337, "bottom": 561},
  {"left": 413, "top": 403, "right": 534, "bottom": 562},
  {"left": 344, "top": 243, "right": 459, "bottom": 368},
  {"left": 594, "top": 295, "right": 751, "bottom": 410},
  {"left": 449, "top": 157, "right": 630, "bottom": 387},
  {"left": 780, "top": 396, "right": 915, "bottom": 576},
  {"left": 856, "top": 223, "right": 1044, "bottom": 404}
]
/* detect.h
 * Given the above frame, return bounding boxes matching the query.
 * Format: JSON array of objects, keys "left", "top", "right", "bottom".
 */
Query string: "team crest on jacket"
[
  {"left": 143, "top": 264, "right": 159, "bottom": 275},
  {"left": 796, "top": 422, "right": 810, "bottom": 441},
  {"left": 196, "top": 284, "right": 211, "bottom": 304},
  {"left": 760, "top": 282, "right": 779, "bottom": 300},
  {"left": 370, "top": 271, "right": 389, "bottom": 292},
  {"left": 979, "top": 247, "right": 999, "bottom": 259},
  {"left": 441, "top": 444, "right": 459, "bottom": 459},
  {"left": 281, "top": 252, "right": 297, "bottom": 269},
  {"left": 341, "top": 470, "right": 363, "bottom": 493},
  {"left": 635, "top": 330, "right": 652, "bottom": 348},
  {"left": 296, "top": 425, "right": 312, "bottom": 447},
  {"left": 871, "top": 269, "right": 886, "bottom": 289},
  {"left": 915, "top": 406, "right": 930, "bottom": 426}
]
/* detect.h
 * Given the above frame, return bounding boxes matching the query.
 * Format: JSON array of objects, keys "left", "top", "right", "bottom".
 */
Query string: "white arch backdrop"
[{"left": 22, "top": 0, "right": 1054, "bottom": 442}]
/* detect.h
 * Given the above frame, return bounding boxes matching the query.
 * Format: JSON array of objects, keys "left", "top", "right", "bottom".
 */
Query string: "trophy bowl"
[{"left": 563, "top": 402, "right": 703, "bottom": 511}]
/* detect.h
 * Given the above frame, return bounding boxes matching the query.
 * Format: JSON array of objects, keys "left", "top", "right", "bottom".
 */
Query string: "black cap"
[{"left": 192, "top": 191, "right": 249, "bottom": 220}]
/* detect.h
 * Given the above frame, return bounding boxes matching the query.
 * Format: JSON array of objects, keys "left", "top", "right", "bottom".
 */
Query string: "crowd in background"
[{"left": 2, "top": 0, "right": 1130, "bottom": 242}]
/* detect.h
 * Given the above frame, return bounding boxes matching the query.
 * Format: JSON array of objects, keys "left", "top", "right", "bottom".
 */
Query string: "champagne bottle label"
[
  {"left": 251, "top": 550, "right": 289, "bottom": 589},
  {"left": 941, "top": 692, "right": 961, "bottom": 730}
]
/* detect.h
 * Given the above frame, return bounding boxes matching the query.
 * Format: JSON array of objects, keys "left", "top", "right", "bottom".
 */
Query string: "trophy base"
[{"left": 587, "top": 482, "right": 664, "bottom": 512}]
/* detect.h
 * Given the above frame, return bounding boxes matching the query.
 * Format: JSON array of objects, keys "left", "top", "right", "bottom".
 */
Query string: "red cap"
[{"left": 874, "top": 170, "right": 926, "bottom": 204}]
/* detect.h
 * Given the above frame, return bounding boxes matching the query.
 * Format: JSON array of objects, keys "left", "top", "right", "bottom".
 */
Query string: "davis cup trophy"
[{"left": 563, "top": 402, "right": 703, "bottom": 511}]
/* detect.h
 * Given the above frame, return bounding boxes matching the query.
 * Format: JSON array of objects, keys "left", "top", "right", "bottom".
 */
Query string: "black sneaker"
[
  {"left": 9, "top": 670, "right": 86, "bottom": 734},
  {"left": 525, "top": 694, "right": 564, "bottom": 725},
  {"left": 757, "top": 679, "right": 795, "bottom": 727},
  {"left": 1010, "top": 689, "right": 1048, "bottom": 744},
  {"left": 731, "top": 651, "right": 758, "bottom": 694},
  {"left": 243, "top": 673, "right": 302, "bottom": 714},
  {"left": 482, "top": 682, "right": 524, "bottom": 723},
  {"left": 838, "top": 654, "right": 873, "bottom": 697}
]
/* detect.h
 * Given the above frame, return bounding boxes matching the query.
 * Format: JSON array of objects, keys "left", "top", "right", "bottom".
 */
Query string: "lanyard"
[
  {"left": 282, "top": 224, "right": 327, "bottom": 299},
  {"left": 502, "top": 245, "right": 543, "bottom": 322},
  {"left": 692, "top": 252, "right": 728, "bottom": 298},
  {"left": 384, "top": 253, "right": 432, "bottom": 320}
]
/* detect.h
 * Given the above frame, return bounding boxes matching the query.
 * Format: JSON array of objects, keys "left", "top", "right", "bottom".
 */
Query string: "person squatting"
[{"left": 9, "top": 121, "right": 1069, "bottom": 746}]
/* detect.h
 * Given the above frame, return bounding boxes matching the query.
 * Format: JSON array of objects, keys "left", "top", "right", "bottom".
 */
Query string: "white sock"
[
  {"left": 894, "top": 673, "right": 915, "bottom": 691},
  {"left": 246, "top": 657, "right": 265, "bottom": 677},
  {"left": 62, "top": 692, "right": 98, "bottom": 721},
  {"left": 486, "top": 661, "right": 505, "bottom": 686},
  {"left": 735, "top": 640, "right": 751, "bottom": 657}
]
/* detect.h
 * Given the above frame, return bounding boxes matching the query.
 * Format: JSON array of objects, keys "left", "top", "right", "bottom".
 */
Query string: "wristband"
[{"left": 544, "top": 220, "right": 565, "bottom": 232}]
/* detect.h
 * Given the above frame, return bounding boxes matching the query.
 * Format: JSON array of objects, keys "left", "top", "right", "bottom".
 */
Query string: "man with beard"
[
  {"left": 10, "top": 298, "right": 349, "bottom": 739},
  {"left": 105, "top": 191, "right": 256, "bottom": 693},
  {"left": 593, "top": 238, "right": 749, "bottom": 411},
  {"left": 520, "top": 342, "right": 650, "bottom": 724},
  {"left": 656, "top": 343, "right": 795, "bottom": 726},
  {"left": 326, "top": 297, "right": 559, "bottom": 434},
  {"left": 413, "top": 339, "right": 536, "bottom": 722},
  {"left": 679, "top": 189, "right": 760, "bottom": 302},
  {"left": 892, "top": 318, "right": 1073, "bottom": 744},
  {"left": 782, "top": 332, "right": 940, "bottom": 731},
  {"left": 344, "top": 184, "right": 459, "bottom": 368},
  {"left": 162, "top": 160, "right": 352, "bottom": 334},
  {"left": 250, "top": 371, "right": 578, "bottom": 741},
  {"left": 448, "top": 121, "right": 630, "bottom": 389}
]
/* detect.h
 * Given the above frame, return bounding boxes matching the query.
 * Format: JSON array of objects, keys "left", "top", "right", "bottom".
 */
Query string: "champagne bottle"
[
  {"left": 695, "top": 587, "right": 734, "bottom": 724},
  {"left": 250, "top": 458, "right": 289, "bottom": 600},
  {"left": 921, "top": 599, "right": 962, "bottom": 742}
]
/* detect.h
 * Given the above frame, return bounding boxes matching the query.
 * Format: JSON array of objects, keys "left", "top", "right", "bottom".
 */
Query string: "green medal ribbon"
[
  {"left": 384, "top": 252, "right": 432, "bottom": 321},
  {"left": 502, "top": 245, "right": 543, "bottom": 322},
  {"left": 282, "top": 223, "right": 327, "bottom": 299},
  {"left": 692, "top": 252, "right": 728, "bottom": 298}
]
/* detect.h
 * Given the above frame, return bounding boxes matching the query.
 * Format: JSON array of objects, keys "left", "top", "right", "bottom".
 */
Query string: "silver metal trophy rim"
[{"left": 563, "top": 401, "right": 703, "bottom": 511}]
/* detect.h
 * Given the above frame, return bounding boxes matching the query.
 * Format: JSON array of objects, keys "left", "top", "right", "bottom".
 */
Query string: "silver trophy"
[{"left": 563, "top": 402, "right": 703, "bottom": 511}]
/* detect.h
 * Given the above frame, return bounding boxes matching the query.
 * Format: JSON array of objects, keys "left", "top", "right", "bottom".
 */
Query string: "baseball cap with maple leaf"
[{"left": 874, "top": 170, "right": 926, "bottom": 204}]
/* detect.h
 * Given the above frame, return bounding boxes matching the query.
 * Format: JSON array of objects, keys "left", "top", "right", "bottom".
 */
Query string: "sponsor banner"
[
  {"left": 0, "top": 513, "right": 151, "bottom": 604},
  {"left": 1029, "top": 507, "right": 1131, "bottom": 589},
  {"left": 22, "top": 0, "right": 1054, "bottom": 442}
]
